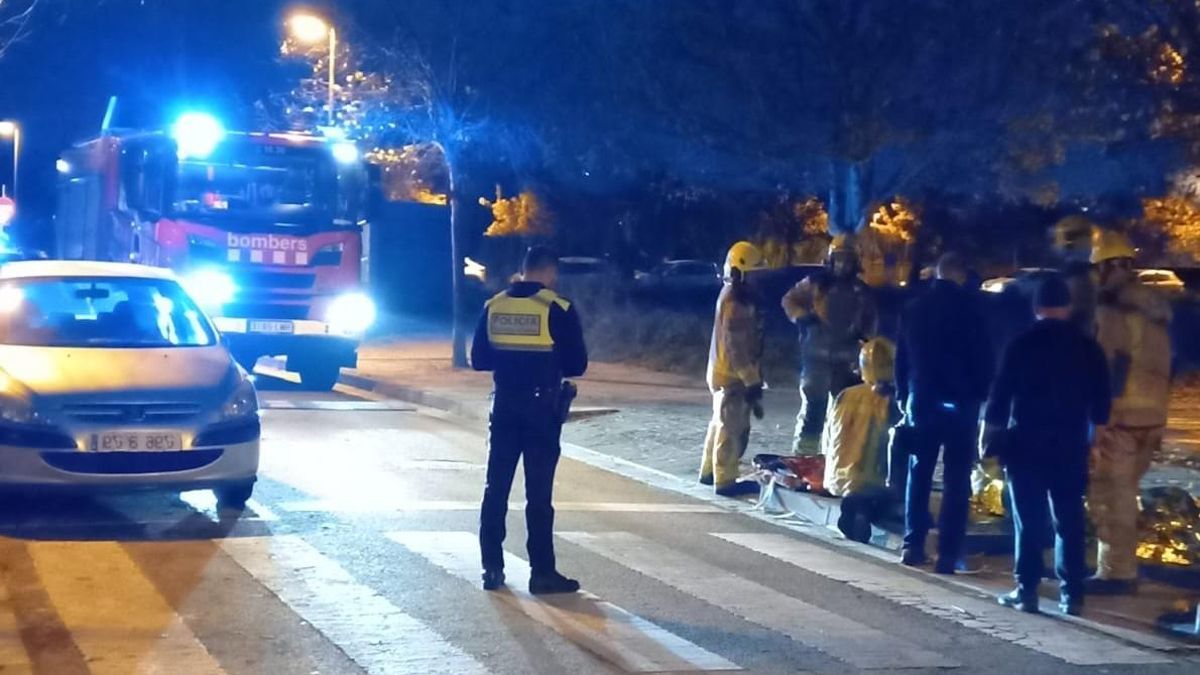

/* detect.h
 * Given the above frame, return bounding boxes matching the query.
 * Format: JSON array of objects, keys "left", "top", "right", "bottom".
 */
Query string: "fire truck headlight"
[
  {"left": 332, "top": 142, "right": 359, "bottom": 164},
  {"left": 172, "top": 112, "right": 225, "bottom": 160},
  {"left": 182, "top": 269, "right": 237, "bottom": 308},
  {"left": 327, "top": 292, "right": 376, "bottom": 335}
]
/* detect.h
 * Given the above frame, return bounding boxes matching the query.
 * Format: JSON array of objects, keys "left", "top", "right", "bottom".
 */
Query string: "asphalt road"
[{"left": 0, "top": 375, "right": 1196, "bottom": 674}]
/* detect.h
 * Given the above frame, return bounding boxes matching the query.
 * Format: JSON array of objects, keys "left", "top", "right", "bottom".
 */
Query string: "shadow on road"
[{"left": 0, "top": 490, "right": 272, "bottom": 542}]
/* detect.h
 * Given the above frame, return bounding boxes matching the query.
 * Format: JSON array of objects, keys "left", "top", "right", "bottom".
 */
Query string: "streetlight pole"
[
  {"left": 0, "top": 122, "right": 18, "bottom": 202},
  {"left": 327, "top": 26, "right": 337, "bottom": 126},
  {"left": 288, "top": 14, "right": 338, "bottom": 126}
]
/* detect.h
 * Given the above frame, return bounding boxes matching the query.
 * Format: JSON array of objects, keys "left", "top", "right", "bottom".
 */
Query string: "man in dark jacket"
[
  {"left": 471, "top": 246, "right": 589, "bottom": 595},
  {"left": 894, "top": 253, "right": 992, "bottom": 573},
  {"left": 983, "top": 274, "right": 1110, "bottom": 615}
]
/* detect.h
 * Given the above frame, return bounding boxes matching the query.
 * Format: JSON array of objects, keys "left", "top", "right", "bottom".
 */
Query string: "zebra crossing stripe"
[
  {"left": 0, "top": 582, "right": 34, "bottom": 672},
  {"left": 280, "top": 499, "right": 723, "bottom": 514},
  {"left": 562, "top": 531, "right": 957, "bottom": 670},
  {"left": 388, "top": 530, "right": 740, "bottom": 673},
  {"left": 221, "top": 536, "right": 490, "bottom": 675},
  {"left": 713, "top": 533, "right": 1170, "bottom": 666},
  {"left": 28, "top": 541, "right": 225, "bottom": 675}
]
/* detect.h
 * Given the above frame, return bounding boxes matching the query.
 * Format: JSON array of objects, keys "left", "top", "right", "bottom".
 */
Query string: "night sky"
[{"left": 0, "top": 0, "right": 301, "bottom": 228}]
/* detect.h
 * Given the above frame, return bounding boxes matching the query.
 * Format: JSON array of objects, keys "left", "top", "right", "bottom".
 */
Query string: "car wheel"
[
  {"left": 215, "top": 481, "right": 255, "bottom": 509},
  {"left": 299, "top": 364, "right": 341, "bottom": 391}
]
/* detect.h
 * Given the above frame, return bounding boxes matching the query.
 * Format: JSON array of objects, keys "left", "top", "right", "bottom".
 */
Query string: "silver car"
[{"left": 0, "top": 261, "right": 259, "bottom": 507}]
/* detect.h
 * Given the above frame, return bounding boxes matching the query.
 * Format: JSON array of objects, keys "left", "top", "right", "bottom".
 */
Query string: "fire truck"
[{"left": 54, "top": 113, "right": 375, "bottom": 390}]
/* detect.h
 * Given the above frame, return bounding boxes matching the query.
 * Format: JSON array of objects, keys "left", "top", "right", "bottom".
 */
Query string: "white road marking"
[
  {"left": 0, "top": 583, "right": 33, "bottom": 673},
  {"left": 714, "top": 532, "right": 1170, "bottom": 665},
  {"left": 281, "top": 499, "right": 723, "bottom": 514},
  {"left": 389, "top": 530, "right": 740, "bottom": 673},
  {"left": 222, "top": 536, "right": 490, "bottom": 675},
  {"left": 563, "top": 532, "right": 957, "bottom": 670},
  {"left": 29, "top": 541, "right": 225, "bottom": 675}
]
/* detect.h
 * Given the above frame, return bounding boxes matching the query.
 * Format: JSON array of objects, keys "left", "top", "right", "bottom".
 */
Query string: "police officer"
[
  {"left": 782, "top": 234, "right": 877, "bottom": 454},
  {"left": 471, "top": 246, "right": 588, "bottom": 594}
]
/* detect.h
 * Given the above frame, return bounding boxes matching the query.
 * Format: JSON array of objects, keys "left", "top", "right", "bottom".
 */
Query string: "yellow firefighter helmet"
[
  {"left": 859, "top": 337, "right": 896, "bottom": 387},
  {"left": 724, "top": 241, "right": 767, "bottom": 278},
  {"left": 1090, "top": 229, "right": 1136, "bottom": 264},
  {"left": 1053, "top": 215, "right": 1094, "bottom": 250}
]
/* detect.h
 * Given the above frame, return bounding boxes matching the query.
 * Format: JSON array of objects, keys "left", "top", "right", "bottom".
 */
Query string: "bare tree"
[{"left": 0, "top": 0, "right": 38, "bottom": 59}]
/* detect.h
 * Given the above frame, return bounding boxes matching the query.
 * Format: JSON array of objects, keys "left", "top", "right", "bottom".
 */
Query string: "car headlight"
[
  {"left": 220, "top": 377, "right": 258, "bottom": 421},
  {"left": 326, "top": 292, "right": 377, "bottom": 336},
  {"left": 183, "top": 269, "right": 237, "bottom": 308}
]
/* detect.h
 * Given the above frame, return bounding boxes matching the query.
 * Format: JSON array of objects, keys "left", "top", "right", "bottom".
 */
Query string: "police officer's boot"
[
  {"left": 997, "top": 588, "right": 1040, "bottom": 614},
  {"left": 482, "top": 569, "right": 506, "bottom": 591},
  {"left": 529, "top": 571, "right": 580, "bottom": 595}
]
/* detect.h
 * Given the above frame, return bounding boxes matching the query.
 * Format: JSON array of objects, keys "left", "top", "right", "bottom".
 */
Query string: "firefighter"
[
  {"left": 1087, "top": 230, "right": 1172, "bottom": 595},
  {"left": 1052, "top": 215, "right": 1099, "bottom": 335},
  {"left": 699, "top": 241, "right": 767, "bottom": 497},
  {"left": 471, "top": 246, "right": 589, "bottom": 595},
  {"left": 782, "top": 234, "right": 877, "bottom": 454}
]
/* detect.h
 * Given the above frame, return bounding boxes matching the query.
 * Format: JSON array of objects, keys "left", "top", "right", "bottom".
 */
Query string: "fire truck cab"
[{"left": 55, "top": 115, "right": 374, "bottom": 390}]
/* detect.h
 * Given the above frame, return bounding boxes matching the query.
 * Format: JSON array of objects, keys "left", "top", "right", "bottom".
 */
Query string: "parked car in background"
[
  {"left": 0, "top": 261, "right": 260, "bottom": 507},
  {"left": 981, "top": 268, "right": 1056, "bottom": 296},
  {"left": 634, "top": 260, "right": 722, "bottom": 294},
  {"left": 557, "top": 256, "right": 623, "bottom": 302},
  {"left": 1137, "top": 269, "right": 1186, "bottom": 294}
]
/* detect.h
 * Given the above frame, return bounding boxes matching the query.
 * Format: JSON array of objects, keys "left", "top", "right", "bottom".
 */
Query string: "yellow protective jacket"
[
  {"left": 822, "top": 338, "right": 898, "bottom": 496},
  {"left": 707, "top": 283, "right": 763, "bottom": 391},
  {"left": 1096, "top": 284, "right": 1172, "bottom": 428}
]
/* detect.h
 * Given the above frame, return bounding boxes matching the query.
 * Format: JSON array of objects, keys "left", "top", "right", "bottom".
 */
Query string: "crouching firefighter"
[
  {"left": 700, "top": 241, "right": 767, "bottom": 497},
  {"left": 471, "top": 246, "right": 588, "bottom": 594}
]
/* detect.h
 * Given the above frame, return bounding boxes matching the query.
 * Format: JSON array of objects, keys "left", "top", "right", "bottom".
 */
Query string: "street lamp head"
[
  {"left": 289, "top": 14, "right": 330, "bottom": 44},
  {"left": 0, "top": 121, "right": 16, "bottom": 137}
]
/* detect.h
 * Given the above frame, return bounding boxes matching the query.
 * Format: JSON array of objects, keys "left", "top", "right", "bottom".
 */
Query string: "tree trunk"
[
  {"left": 448, "top": 160, "right": 469, "bottom": 368},
  {"left": 827, "top": 160, "right": 865, "bottom": 234}
]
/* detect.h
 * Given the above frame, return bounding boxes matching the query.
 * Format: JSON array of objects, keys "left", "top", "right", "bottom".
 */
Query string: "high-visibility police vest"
[{"left": 486, "top": 288, "right": 571, "bottom": 352}]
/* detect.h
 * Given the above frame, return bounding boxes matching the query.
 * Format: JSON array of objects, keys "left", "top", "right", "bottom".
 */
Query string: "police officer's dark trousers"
[
  {"left": 904, "top": 405, "right": 976, "bottom": 563},
  {"left": 480, "top": 392, "right": 562, "bottom": 576},
  {"left": 1006, "top": 449, "right": 1088, "bottom": 600}
]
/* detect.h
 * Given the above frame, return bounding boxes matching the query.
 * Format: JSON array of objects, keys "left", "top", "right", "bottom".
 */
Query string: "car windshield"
[{"left": 0, "top": 277, "right": 216, "bottom": 348}]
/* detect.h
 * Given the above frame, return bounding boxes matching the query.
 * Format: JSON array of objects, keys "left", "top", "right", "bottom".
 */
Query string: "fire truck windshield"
[{"left": 172, "top": 141, "right": 339, "bottom": 229}]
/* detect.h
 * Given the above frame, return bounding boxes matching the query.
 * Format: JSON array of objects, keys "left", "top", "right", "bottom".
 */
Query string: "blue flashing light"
[
  {"left": 332, "top": 142, "right": 360, "bottom": 164},
  {"left": 172, "top": 112, "right": 226, "bottom": 160},
  {"left": 182, "top": 268, "right": 236, "bottom": 308}
]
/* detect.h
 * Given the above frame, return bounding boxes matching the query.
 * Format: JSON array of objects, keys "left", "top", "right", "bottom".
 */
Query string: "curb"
[{"left": 261, "top": 358, "right": 487, "bottom": 422}]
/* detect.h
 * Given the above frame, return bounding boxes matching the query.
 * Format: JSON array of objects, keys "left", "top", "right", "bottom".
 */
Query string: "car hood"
[{"left": 0, "top": 345, "right": 233, "bottom": 398}]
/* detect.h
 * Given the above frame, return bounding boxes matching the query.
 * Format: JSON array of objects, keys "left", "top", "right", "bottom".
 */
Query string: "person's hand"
[{"left": 746, "top": 383, "right": 765, "bottom": 419}]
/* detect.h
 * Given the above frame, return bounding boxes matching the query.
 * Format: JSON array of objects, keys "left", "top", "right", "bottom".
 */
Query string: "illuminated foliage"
[
  {"left": 1143, "top": 195, "right": 1200, "bottom": 258},
  {"left": 366, "top": 144, "right": 449, "bottom": 205},
  {"left": 480, "top": 188, "right": 552, "bottom": 238},
  {"left": 755, "top": 197, "right": 829, "bottom": 268}
]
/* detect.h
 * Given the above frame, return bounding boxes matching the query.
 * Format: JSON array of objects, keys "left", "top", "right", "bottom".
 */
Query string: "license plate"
[
  {"left": 90, "top": 432, "right": 182, "bottom": 452},
  {"left": 249, "top": 320, "right": 294, "bottom": 334}
]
